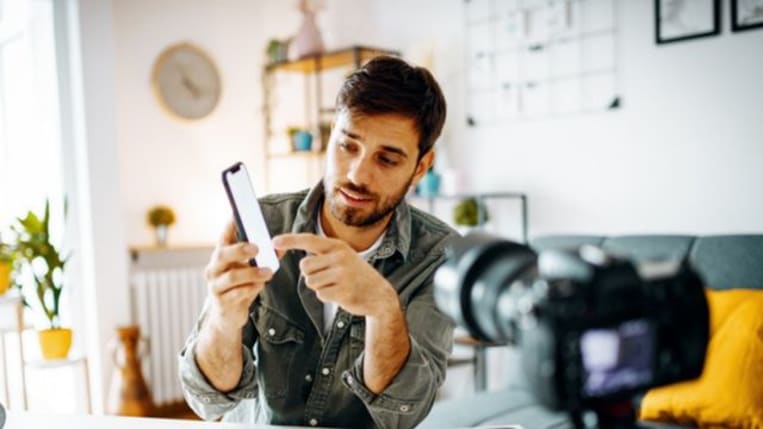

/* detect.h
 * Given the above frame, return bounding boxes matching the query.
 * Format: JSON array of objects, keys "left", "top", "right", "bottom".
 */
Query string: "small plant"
[
  {"left": 12, "top": 199, "right": 68, "bottom": 329},
  {"left": 146, "top": 205, "right": 176, "bottom": 227},
  {"left": 266, "top": 38, "right": 290, "bottom": 64},
  {"left": 286, "top": 126, "right": 305, "bottom": 139},
  {"left": 453, "top": 198, "right": 489, "bottom": 227}
]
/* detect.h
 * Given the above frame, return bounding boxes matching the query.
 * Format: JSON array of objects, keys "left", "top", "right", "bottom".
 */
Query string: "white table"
[
  {"left": 4, "top": 411, "right": 310, "bottom": 428},
  {"left": 23, "top": 356, "right": 91, "bottom": 413}
]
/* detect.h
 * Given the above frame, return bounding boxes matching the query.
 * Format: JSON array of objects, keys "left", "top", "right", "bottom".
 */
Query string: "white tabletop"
[{"left": 4, "top": 411, "right": 308, "bottom": 428}]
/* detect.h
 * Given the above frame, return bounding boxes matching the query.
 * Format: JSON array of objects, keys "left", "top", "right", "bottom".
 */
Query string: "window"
[{"left": 0, "top": 0, "right": 64, "bottom": 242}]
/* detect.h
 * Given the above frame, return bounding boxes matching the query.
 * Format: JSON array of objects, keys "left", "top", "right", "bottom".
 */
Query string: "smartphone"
[{"left": 221, "top": 162, "right": 280, "bottom": 272}]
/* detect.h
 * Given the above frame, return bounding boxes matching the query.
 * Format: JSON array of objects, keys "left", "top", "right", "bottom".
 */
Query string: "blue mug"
[{"left": 293, "top": 131, "right": 313, "bottom": 152}]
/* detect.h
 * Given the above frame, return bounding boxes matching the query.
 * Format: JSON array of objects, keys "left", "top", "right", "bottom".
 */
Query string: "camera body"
[{"left": 434, "top": 233, "right": 709, "bottom": 422}]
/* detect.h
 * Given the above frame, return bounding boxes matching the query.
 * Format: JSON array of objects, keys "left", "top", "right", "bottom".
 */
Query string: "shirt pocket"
[{"left": 252, "top": 305, "right": 305, "bottom": 399}]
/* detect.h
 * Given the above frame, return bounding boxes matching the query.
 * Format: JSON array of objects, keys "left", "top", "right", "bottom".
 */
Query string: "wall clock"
[{"left": 151, "top": 42, "right": 222, "bottom": 120}]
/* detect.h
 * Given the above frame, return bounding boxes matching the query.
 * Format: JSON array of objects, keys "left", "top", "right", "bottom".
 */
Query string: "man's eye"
[{"left": 378, "top": 156, "right": 399, "bottom": 167}]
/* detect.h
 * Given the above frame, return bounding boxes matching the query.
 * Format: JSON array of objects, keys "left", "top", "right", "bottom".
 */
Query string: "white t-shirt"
[{"left": 316, "top": 212, "right": 386, "bottom": 334}]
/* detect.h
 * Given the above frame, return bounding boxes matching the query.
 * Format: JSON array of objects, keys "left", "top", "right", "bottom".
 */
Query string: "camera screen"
[{"left": 580, "top": 319, "right": 654, "bottom": 398}]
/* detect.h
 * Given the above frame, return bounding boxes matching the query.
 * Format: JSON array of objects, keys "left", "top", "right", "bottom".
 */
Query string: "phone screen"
[{"left": 222, "top": 162, "right": 280, "bottom": 272}]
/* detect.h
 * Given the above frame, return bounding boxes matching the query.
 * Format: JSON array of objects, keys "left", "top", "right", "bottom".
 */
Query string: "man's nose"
[{"left": 346, "top": 155, "right": 374, "bottom": 188}]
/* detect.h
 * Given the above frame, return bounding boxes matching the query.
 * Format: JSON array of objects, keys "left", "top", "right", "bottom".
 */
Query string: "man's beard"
[{"left": 323, "top": 176, "right": 413, "bottom": 228}]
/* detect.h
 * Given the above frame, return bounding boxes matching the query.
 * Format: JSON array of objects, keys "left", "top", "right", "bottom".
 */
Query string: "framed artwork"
[
  {"left": 732, "top": 0, "right": 763, "bottom": 32},
  {"left": 655, "top": 0, "right": 720, "bottom": 44}
]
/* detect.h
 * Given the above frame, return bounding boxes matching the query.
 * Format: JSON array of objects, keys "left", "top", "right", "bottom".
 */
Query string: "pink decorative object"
[{"left": 292, "top": 0, "right": 325, "bottom": 58}]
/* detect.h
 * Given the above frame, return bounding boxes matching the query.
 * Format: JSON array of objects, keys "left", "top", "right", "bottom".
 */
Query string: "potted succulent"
[
  {"left": 266, "top": 38, "right": 290, "bottom": 64},
  {"left": 453, "top": 197, "right": 489, "bottom": 235},
  {"left": 147, "top": 205, "right": 176, "bottom": 246},
  {"left": 12, "top": 199, "right": 72, "bottom": 359}
]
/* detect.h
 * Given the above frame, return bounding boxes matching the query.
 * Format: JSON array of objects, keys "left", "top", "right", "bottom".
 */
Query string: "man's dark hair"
[{"left": 335, "top": 56, "right": 447, "bottom": 160}]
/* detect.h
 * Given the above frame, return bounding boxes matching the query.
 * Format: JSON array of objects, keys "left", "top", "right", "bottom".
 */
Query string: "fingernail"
[
  {"left": 271, "top": 237, "right": 282, "bottom": 247},
  {"left": 246, "top": 243, "right": 258, "bottom": 252}
]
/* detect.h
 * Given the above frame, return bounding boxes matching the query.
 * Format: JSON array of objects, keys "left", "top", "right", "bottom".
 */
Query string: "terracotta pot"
[{"left": 38, "top": 328, "right": 73, "bottom": 359}]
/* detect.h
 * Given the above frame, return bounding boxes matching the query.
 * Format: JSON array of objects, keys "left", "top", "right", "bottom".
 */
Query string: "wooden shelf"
[{"left": 265, "top": 46, "right": 400, "bottom": 73}]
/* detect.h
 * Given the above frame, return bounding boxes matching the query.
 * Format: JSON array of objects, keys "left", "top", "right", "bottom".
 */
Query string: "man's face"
[{"left": 322, "top": 110, "right": 434, "bottom": 228}]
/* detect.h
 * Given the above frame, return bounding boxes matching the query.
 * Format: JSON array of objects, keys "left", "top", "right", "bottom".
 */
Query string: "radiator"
[{"left": 129, "top": 246, "right": 212, "bottom": 406}]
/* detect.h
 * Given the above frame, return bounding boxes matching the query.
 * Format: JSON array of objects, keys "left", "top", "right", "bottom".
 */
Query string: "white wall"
[
  {"left": 114, "top": 0, "right": 264, "bottom": 246},
  {"left": 365, "top": 0, "right": 763, "bottom": 236}
]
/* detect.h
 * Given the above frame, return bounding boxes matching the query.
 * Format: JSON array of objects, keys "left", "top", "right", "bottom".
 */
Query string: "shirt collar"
[{"left": 291, "top": 181, "right": 412, "bottom": 261}]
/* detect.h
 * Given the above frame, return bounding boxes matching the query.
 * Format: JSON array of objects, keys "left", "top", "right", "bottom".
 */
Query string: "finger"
[
  {"left": 276, "top": 248, "right": 287, "bottom": 260},
  {"left": 299, "top": 254, "right": 337, "bottom": 276},
  {"left": 272, "top": 233, "right": 336, "bottom": 254},
  {"left": 207, "top": 243, "right": 259, "bottom": 278},
  {"left": 211, "top": 266, "right": 273, "bottom": 295},
  {"left": 219, "top": 219, "right": 239, "bottom": 246},
  {"left": 304, "top": 268, "right": 338, "bottom": 290}
]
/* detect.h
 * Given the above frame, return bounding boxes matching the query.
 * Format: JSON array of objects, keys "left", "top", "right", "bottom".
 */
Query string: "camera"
[{"left": 434, "top": 232, "right": 709, "bottom": 428}]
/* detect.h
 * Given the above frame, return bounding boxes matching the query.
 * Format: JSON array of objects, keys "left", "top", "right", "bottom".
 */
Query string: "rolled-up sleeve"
[
  {"left": 340, "top": 281, "right": 455, "bottom": 429},
  {"left": 178, "top": 303, "right": 259, "bottom": 421}
]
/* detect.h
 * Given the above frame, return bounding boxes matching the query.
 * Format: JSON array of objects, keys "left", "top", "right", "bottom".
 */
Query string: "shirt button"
[
  {"left": 345, "top": 374, "right": 354, "bottom": 385},
  {"left": 400, "top": 404, "right": 410, "bottom": 412},
  {"left": 305, "top": 374, "right": 313, "bottom": 382},
  {"left": 336, "top": 320, "right": 345, "bottom": 329},
  {"left": 309, "top": 418, "right": 318, "bottom": 426},
  {"left": 267, "top": 328, "right": 276, "bottom": 336},
  {"left": 321, "top": 367, "right": 330, "bottom": 376}
]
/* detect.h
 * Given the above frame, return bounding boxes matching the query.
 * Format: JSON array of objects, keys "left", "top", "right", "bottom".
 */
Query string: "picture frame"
[
  {"left": 655, "top": 0, "right": 720, "bottom": 44},
  {"left": 731, "top": 0, "right": 763, "bottom": 32}
]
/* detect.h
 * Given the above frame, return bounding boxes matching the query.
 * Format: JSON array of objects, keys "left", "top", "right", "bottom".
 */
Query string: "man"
[{"left": 179, "top": 56, "right": 457, "bottom": 428}]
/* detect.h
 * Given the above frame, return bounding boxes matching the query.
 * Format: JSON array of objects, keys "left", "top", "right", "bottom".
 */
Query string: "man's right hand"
[
  {"left": 195, "top": 220, "right": 273, "bottom": 393},
  {"left": 203, "top": 220, "right": 274, "bottom": 332}
]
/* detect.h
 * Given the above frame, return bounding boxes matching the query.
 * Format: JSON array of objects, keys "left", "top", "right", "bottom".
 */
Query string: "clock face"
[{"left": 152, "top": 43, "right": 221, "bottom": 120}]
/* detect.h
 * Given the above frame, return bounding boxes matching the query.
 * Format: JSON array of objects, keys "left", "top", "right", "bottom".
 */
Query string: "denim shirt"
[{"left": 179, "top": 183, "right": 458, "bottom": 428}]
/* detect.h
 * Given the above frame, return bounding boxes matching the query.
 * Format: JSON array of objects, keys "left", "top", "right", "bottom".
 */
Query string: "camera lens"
[{"left": 434, "top": 232, "right": 537, "bottom": 343}]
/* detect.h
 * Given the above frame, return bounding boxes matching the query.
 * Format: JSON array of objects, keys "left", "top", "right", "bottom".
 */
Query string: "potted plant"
[
  {"left": 147, "top": 205, "right": 176, "bottom": 246},
  {"left": 453, "top": 197, "right": 489, "bottom": 235},
  {"left": 12, "top": 199, "right": 72, "bottom": 359},
  {"left": 286, "top": 126, "right": 313, "bottom": 152},
  {"left": 0, "top": 238, "right": 16, "bottom": 296}
]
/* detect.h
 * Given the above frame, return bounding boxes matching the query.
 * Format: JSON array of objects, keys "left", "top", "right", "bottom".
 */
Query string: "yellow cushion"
[{"left": 639, "top": 289, "right": 763, "bottom": 428}]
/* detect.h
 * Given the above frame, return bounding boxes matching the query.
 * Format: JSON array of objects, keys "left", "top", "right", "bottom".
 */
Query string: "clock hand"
[
  {"left": 175, "top": 62, "right": 202, "bottom": 98},
  {"left": 181, "top": 74, "right": 201, "bottom": 99}
]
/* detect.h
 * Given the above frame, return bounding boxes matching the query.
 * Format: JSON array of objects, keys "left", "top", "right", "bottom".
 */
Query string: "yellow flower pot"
[
  {"left": 0, "top": 262, "right": 10, "bottom": 295},
  {"left": 38, "top": 328, "right": 73, "bottom": 360}
]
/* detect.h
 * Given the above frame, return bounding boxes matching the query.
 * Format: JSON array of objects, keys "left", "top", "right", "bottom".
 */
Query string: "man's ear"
[{"left": 411, "top": 150, "right": 436, "bottom": 186}]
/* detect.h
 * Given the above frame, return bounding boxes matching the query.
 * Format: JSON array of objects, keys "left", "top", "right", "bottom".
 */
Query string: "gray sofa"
[{"left": 422, "top": 234, "right": 763, "bottom": 429}]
